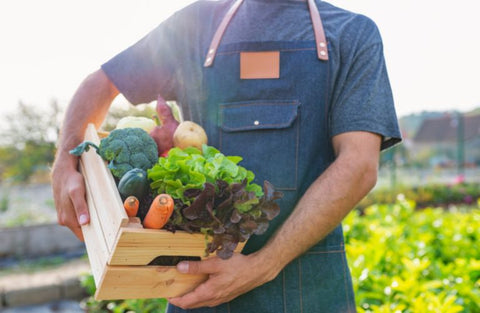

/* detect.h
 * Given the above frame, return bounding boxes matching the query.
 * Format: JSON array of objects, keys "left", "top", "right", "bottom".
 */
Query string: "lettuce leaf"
[
  {"left": 148, "top": 145, "right": 263, "bottom": 204},
  {"left": 147, "top": 145, "right": 283, "bottom": 259}
]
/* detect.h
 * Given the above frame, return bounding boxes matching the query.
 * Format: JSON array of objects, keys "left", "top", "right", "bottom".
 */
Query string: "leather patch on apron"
[{"left": 240, "top": 51, "right": 280, "bottom": 79}]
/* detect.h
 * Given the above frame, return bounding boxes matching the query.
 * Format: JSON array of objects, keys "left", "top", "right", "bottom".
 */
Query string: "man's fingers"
[
  {"left": 171, "top": 258, "right": 222, "bottom": 308},
  {"left": 70, "top": 224, "right": 85, "bottom": 241},
  {"left": 54, "top": 172, "right": 88, "bottom": 242},
  {"left": 57, "top": 209, "right": 85, "bottom": 241},
  {"left": 177, "top": 258, "right": 219, "bottom": 275},
  {"left": 67, "top": 174, "right": 90, "bottom": 226},
  {"left": 51, "top": 156, "right": 88, "bottom": 241},
  {"left": 169, "top": 283, "right": 212, "bottom": 309}
]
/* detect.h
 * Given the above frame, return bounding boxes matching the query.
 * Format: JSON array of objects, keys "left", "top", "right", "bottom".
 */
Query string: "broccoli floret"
[
  {"left": 70, "top": 127, "right": 158, "bottom": 178},
  {"left": 108, "top": 161, "right": 133, "bottom": 179},
  {"left": 130, "top": 152, "right": 154, "bottom": 170}
]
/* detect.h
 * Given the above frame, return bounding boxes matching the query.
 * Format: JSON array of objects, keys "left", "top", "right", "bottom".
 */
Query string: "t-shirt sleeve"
[
  {"left": 329, "top": 17, "right": 402, "bottom": 150},
  {"left": 101, "top": 14, "right": 180, "bottom": 105}
]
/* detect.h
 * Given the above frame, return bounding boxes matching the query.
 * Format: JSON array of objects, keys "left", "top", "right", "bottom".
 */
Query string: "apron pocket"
[{"left": 219, "top": 100, "right": 299, "bottom": 190}]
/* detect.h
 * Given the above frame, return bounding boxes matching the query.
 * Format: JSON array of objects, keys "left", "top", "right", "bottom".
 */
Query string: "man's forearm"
[
  {"left": 253, "top": 132, "right": 380, "bottom": 280},
  {"left": 56, "top": 69, "right": 119, "bottom": 162}
]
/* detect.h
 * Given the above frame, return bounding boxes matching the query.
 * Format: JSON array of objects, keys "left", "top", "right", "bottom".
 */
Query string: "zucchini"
[{"left": 117, "top": 168, "right": 149, "bottom": 200}]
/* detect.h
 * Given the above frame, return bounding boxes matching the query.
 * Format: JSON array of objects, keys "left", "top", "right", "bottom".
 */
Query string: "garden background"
[
  {"left": 1, "top": 0, "right": 479, "bottom": 311},
  {"left": 0, "top": 102, "right": 479, "bottom": 312}
]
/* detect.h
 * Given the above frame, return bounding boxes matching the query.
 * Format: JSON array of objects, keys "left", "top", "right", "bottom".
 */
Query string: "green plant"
[
  {"left": 80, "top": 274, "right": 168, "bottom": 313},
  {"left": 3, "top": 211, "right": 50, "bottom": 227},
  {"left": 0, "top": 101, "right": 61, "bottom": 183},
  {"left": 0, "top": 193, "right": 9, "bottom": 212},
  {"left": 344, "top": 200, "right": 480, "bottom": 312},
  {"left": 0, "top": 255, "right": 67, "bottom": 277},
  {"left": 358, "top": 182, "right": 480, "bottom": 210}
]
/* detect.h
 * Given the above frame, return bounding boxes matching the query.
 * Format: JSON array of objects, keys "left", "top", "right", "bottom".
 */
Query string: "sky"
[{"left": 0, "top": 0, "right": 479, "bottom": 118}]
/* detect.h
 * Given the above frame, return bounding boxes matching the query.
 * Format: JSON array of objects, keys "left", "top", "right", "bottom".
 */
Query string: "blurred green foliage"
[
  {"left": 0, "top": 101, "right": 60, "bottom": 183},
  {"left": 358, "top": 182, "right": 480, "bottom": 210},
  {"left": 0, "top": 141, "right": 55, "bottom": 182},
  {"left": 0, "top": 101, "right": 158, "bottom": 183},
  {"left": 0, "top": 191, "right": 9, "bottom": 212},
  {"left": 80, "top": 274, "right": 167, "bottom": 313},
  {"left": 344, "top": 200, "right": 480, "bottom": 312}
]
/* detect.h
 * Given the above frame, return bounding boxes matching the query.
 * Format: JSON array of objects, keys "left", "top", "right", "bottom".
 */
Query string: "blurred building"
[{"left": 412, "top": 113, "right": 480, "bottom": 167}]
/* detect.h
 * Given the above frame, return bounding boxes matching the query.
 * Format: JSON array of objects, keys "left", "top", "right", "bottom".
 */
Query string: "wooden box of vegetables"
[{"left": 77, "top": 121, "right": 281, "bottom": 301}]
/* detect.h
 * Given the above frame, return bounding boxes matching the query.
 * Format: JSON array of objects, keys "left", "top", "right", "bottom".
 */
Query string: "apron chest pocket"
[{"left": 219, "top": 100, "right": 299, "bottom": 190}]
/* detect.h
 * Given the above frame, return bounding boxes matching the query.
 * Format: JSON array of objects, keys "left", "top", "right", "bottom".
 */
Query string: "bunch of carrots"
[{"left": 123, "top": 194, "right": 174, "bottom": 229}]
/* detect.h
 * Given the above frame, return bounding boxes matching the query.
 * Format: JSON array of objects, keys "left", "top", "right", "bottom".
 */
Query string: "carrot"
[
  {"left": 143, "top": 194, "right": 174, "bottom": 229},
  {"left": 123, "top": 196, "right": 139, "bottom": 217}
]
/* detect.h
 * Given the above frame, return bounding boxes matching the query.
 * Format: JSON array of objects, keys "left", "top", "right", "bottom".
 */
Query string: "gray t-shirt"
[{"left": 102, "top": 0, "right": 401, "bottom": 149}]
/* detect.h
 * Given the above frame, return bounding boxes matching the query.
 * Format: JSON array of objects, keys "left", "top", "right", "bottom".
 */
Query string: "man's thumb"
[
  {"left": 177, "top": 261, "right": 191, "bottom": 273},
  {"left": 177, "top": 258, "right": 219, "bottom": 274}
]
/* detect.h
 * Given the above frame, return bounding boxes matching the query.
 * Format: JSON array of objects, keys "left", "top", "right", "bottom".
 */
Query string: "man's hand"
[
  {"left": 51, "top": 154, "right": 90, "bottom": 241},
  {"left": 51, "top": 68, "right": 119, "bottom": 240},
  {"left": 168, "top": 252, "right": 277, "bottom": 309}
]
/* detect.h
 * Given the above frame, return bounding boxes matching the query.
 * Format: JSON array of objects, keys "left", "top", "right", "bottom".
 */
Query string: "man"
[{"left": 51, "top": 0, "right": 401, "bottom": 312}]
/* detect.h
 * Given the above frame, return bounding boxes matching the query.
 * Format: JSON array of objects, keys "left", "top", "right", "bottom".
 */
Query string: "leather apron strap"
[
  {"left": 307, "top": 0, "right": 328, "bottom": 60},
  {"left": 203, "top": 0, "right": 328, "bottom": 68},
  {"left": 204, "top": 0, "right": 244, "bottom": 67}
]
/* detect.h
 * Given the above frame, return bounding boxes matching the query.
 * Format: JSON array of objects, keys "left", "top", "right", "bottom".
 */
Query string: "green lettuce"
[
  {"left": 148, "top": 145, "right": 262, "bottom": 205},
  {"left": 147, "top": 145, "right": 282, "bottom": 259}
]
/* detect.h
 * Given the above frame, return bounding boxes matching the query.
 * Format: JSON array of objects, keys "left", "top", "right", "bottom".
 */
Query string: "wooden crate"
[{"left": 79, "top": 124, "right": 244, "bottom": 300}]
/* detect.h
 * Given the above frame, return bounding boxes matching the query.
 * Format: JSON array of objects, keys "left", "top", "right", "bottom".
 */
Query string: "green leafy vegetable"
[
  {"left": 148, "top": 145, "right": 283, "bottom": 259},
  {"left": 148, "top": 145, "right": 262, "bottom": 204}
]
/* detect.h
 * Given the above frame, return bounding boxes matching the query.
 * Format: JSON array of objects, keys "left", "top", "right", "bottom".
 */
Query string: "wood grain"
[
  {"left": 81, "top": 124, "right": 129, "bottom": 251},
  {"left": 95, "top": 265, "right": 207, "bottom": 300}
]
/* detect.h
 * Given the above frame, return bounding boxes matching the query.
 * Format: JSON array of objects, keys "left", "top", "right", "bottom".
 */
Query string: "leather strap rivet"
[
  {"left": 206, "top": 57, "right": 212, "bottom": 63},
  {"left": 320, "top": 50, "right": 327, "bottom": 56},
  {"left": 209, "top": 49, "right": 215, "bottom": 54},
  {"left": 319, "top": 42, "right": 326, "bottom": 48}
]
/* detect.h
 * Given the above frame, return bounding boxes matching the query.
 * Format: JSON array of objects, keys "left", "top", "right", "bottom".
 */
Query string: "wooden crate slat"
[
  {"left": 80, "top": 124, "right": 129, "bottom": 251},
  {"left": 80, "top": 161, "right": 110, "bottom": 285},
  {"left": 109, "top": 228, "right": 208, "bottom": 265},
  {"left": 109, "top": 228, "right": 246, "bottom": 266},
  {"left": 95, "top": 265, "right": 207, "bottom": 300}
]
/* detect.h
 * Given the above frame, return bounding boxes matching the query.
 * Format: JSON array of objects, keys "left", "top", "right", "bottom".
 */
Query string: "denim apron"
[{"left": 168, "top": 1, "right": 356, "bottom": 312}]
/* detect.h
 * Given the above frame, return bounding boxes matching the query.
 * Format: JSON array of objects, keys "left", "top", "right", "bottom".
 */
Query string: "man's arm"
[
  {"left": 169, "top": 131, "right": 381, "bottom": 309},
  {"left": 51, "top": 69, "right": 119, "bottom": 240},
  {"left": 255, "top": 131, "right": 380, "bottom": 274}
]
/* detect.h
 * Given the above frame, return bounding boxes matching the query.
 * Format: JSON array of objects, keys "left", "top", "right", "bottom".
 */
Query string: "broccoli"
[{"left": 70, "top": 127, "right": 158, "bottom": 178}]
